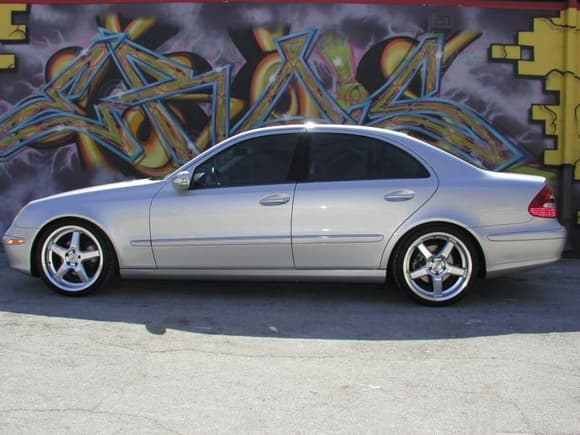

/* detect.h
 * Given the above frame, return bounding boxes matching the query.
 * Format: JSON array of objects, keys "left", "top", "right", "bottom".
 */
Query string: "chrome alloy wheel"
[
  {"left": 40, "top": 225, "right": 104, "bottom": 293},
  {"left": 402, "top": 232, "right": 473, "bottom": 303}
]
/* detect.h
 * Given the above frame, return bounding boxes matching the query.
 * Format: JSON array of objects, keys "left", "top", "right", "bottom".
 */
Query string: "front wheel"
[
  {"left": 392, "top": 225, "right": 479, "bottom": 305},
  {"left": 36, "top": 221, "right": 115, "bottom": 296}
]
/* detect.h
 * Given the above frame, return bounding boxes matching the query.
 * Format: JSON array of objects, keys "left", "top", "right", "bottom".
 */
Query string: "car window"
[
  {"left": 192, "top": 134, "right": 297, "bottom": 188},
  {"left": 307, "top": 133, "right": 430, "bottom": 182}
]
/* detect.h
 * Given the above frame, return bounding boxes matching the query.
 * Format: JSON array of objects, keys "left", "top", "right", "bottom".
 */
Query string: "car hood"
[{"left": 31, "top": 178, "right": 164, "bottom": 202}]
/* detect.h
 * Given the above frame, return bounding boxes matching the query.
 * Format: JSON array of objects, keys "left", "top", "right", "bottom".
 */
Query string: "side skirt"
[{"left": 119, "top": 268, "right": 387, "bottom": 283}]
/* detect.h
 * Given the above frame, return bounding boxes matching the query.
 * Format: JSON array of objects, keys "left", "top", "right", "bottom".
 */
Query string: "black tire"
[
  {"left": 392, "top": 224, "right": 480, "bottom": 306},
  {"left": 35, "top": 220, "right": 116, "bottom": 296}
]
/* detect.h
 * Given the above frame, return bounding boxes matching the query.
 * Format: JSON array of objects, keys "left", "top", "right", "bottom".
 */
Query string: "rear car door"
[{"left": 291, "top": 132, "right": 438, "bottom": 269}]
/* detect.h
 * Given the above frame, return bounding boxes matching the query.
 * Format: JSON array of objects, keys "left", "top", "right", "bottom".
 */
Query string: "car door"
[
  {"left": 291, "top": 132, "right": 438, "bottom": 269},
  {"left": 149, "top": 134, "right": 298, "bottom": 269}
]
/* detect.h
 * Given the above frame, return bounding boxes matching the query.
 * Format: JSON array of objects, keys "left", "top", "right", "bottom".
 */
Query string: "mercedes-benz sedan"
[{"left": 2, "top": 124, "right": 566, "bottom": 305}]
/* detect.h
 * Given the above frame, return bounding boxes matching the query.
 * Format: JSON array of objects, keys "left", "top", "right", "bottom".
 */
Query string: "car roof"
[{"left": 234, "top": 123, "right": 411, "bottom": 140}]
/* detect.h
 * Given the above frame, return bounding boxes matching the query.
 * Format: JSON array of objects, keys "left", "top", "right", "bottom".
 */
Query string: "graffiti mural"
[
  {"left": 492, "top": 8, "right": 579, "bottom": 175},
  {"left": 0, "top": 3, "right": 570, "bottom": 239},
  {"left": 0, "top": 15, "right": 524, "bottom": 177},
  {"left": 491, "top": 7, "right": 580, "bottom": 231}
]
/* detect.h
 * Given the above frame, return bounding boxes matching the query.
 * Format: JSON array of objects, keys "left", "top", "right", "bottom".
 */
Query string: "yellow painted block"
[
  {"left": 576, "top": 105, "right": 580, "bottom": 146},
  {"left": 0, "top": 4, "right": 28, "bottom": 42},
  {"left": 517, "top": 24, "right": 565, "bottom": 76},
  {"left": 490, "top": 44, "right": 521, "bottom": 60},
  {"left": 0, "top": 53, "right": 15, "bottom": 70},
  {"left": 533, "top": 104, "right": 560, "bottom": 136}
]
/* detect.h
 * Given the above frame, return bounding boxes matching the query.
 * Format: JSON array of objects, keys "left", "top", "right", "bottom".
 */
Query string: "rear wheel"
[
  {"left": 392, "top": 225, "right": 479, "bottom": 305},
  {"left": 36, "top": 221, "right": 115, "bottom": 296}
]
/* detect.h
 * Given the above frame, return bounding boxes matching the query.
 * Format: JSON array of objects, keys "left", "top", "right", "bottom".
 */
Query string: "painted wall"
[{"left": 0, "top": 2, "right": 578, "bottom": 250}]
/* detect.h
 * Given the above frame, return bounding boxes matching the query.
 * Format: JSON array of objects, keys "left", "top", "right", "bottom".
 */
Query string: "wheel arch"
[
  {"left": 385, "top": 220, "right": 487, "bottom": 280},
  {"left": 30, "top": 216, "right": 119, "bottom": 277}
]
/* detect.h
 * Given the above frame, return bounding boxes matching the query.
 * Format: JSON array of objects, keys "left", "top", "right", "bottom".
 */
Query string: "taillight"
[{"left": 528, "top": 184, "right": 557, "bottom": 218}]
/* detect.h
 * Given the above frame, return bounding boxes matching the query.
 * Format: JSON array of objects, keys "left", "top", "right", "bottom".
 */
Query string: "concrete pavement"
[{"left": 1, "top": 251, "right": 579, "bottom": 434}]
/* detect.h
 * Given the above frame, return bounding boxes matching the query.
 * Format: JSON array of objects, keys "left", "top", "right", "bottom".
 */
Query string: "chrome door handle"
[
  {"left": 384, "top": 190, "right": 415, "bottom": 202},
  {"left": 259, "top": 194, "right": 291, "bottom": 206}
]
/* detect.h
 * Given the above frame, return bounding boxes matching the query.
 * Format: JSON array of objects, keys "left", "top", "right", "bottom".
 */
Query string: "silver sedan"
[{"left": 2, "top": 124, "right": 566, "bottom": 305}]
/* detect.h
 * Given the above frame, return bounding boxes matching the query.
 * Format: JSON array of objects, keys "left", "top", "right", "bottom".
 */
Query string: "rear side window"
[{"left": 307, "top": 133, "right": 429, "bottom": 182}]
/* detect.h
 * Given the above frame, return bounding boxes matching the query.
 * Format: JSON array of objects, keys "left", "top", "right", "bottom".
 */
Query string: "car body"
[{"left": 2, "top": 124, "right": 566, "bottom": 304}]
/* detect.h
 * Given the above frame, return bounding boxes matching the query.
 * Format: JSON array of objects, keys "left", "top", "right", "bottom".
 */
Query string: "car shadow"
[{"left": 1, "top": 255, "right": 579, "bottom": 341}]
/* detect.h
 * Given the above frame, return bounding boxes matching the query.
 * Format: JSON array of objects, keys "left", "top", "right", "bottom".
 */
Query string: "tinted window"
[
  {"left": 308, "top": 133, "right": 429, "bottom": 182},
  {"left": 193, "top": 134, "right": 297, "bottom": 188}
]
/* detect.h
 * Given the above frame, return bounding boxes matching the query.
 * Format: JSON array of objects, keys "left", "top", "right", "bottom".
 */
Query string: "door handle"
[
  {"left": 259, "top": 194, "right": 291, "bottom": 206},
  {"left": 384, "top": 190, "right": 415, "bottom": 202}
]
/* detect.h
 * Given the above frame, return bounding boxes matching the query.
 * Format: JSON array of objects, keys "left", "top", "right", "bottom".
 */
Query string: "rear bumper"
[
  {"left": 2, "top": 226, "right": 38, "bottom": 275},
  {"left": 478, "top": 223, "right": 566, "bottom": 278}
]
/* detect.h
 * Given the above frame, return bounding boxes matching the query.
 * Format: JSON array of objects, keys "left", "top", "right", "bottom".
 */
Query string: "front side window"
[
  {"left": 192, "top": 134, "right": 297, "bottom": 188},
  {"left": 308, "top": 133, "right": 430, "bottom": 182}
]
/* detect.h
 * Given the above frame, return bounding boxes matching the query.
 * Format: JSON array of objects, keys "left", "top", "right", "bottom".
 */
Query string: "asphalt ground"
[{"left": 0, "top": 249, "right": 579, "bottom": 434}]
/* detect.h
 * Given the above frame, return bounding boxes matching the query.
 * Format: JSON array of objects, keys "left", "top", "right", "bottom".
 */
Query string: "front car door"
[
  {"left": 150, "top": 133, "right": 299, "bottom": 269},
  {"left": 292, "top": 131, "right": 438, "bottom": 269}
]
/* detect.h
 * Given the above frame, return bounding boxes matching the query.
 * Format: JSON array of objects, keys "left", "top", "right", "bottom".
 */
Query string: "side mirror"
[{"left": 172, "top": 170, "right": 191, "bottom": 191}]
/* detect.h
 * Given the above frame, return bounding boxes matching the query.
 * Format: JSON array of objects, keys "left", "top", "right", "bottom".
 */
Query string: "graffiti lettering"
[
  {"left": 233, "top": 30, "right": 353, "bottom": 132},
  {"left": 0, "top": 14, "right": 525, "bottom": 177},
  {"left": 0, "top": 4, "right": 28, "bottom": 71}
]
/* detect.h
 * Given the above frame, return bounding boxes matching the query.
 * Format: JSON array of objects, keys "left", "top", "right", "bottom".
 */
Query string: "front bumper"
[{"left": 2, "top": 226, "right": 39, "bottom": 275}]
